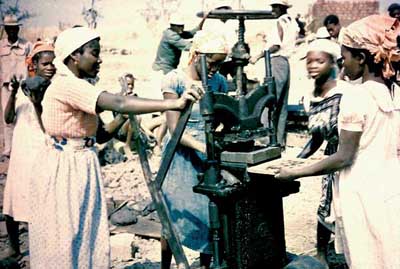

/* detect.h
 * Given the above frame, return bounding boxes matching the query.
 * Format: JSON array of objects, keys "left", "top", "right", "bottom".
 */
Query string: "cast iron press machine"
[{"left": 130, "top": 9, "right": 300, "bottom": 269}]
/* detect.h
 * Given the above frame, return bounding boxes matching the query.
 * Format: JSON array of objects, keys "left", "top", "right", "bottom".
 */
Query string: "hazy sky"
[
  {"left": 7, "top": 0, "right": 398, "bottom": 28},
  {"left": 10, "top": 0, "right": 315, "bottom": 27}
]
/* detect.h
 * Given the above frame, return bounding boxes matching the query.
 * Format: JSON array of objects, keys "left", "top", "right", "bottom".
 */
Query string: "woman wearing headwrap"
[
  {"left": 299, "top": 38, "right": 352, "bottom": 267},
  {"left": 27, "top": 27, "right": 202, "bottom": 269},
  {"left": 160, "top": 30, "right": 228, "bottom": 269},
  {"left": 2, "top": 41, "right": 56, "bottom": 260},
  {"left": 276, "top": 15, "right": 400, "bottom": 268}
]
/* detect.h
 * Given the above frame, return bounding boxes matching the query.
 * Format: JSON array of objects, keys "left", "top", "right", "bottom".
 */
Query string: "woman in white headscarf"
[
  {"left": 298, "top": 38, "right": 350, "bottom": 266},
  {"left": 160, "top": 30, "right": 228, "bottom": 269},
  {"left": 28, "top": 27, "right": 203, "bottom": 269}
]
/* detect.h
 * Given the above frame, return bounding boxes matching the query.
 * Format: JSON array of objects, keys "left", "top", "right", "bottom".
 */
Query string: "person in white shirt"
[
  {"left": 250, "top": 0, "right": 298, "bottom": 148},
  {"left": 202, "top": 1, "right": 237, "bottom": 79}
]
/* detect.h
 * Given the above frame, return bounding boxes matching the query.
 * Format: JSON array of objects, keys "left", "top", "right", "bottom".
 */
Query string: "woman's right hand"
[
  {"left": 10, "top": 75, "right": 20, "bottom": 94},
  {"left": 175, "top": 86, "right": 204, "bottom": 110},
  {"left": 275, "top": 167, "right": 300, "bottom": 181}
]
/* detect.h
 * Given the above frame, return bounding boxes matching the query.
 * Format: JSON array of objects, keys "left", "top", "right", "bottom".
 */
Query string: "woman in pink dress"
[
  {"left": 28, "top": 27, "right": 202, "bottom": 269},
  {"left": 276, "top": 15, "right": 400, "bottom": 268},
  {"left": 2, "top": 41, "right": 56, "bottom": 260}
]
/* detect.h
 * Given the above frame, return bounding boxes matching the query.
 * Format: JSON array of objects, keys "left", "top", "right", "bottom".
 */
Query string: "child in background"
[{"left": 2, "top": 41, "right": 56, "bottom": 260}]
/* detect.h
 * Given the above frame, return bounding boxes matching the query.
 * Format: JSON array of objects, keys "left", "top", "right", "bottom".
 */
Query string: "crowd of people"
[{"left": 0, "top": 1, "right": 399, "bottom": 269}]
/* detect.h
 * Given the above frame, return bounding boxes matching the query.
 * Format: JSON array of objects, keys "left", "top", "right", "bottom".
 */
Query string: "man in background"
[
  {"left": 250, "top": 0, "right": 298, "bottom": 148},
  {"left": 152, "top": 14, "right": 206, "bottom": 75},
  {"left": 323, "top": 14, "right": 341, "bottom": 41},
  {"left": 0, "top": 15, "right": 31, "bottom": 162}
]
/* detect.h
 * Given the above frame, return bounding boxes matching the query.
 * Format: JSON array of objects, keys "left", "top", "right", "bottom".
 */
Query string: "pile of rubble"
[{"left": 101, "top": 154, "right": 200, "bottom": 269}]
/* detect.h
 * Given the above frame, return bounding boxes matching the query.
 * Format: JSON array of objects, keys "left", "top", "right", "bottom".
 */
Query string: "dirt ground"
[
  {"left": 0, "top": 120, "right": 326, "bottom": 269},
  {"left": 0, "top": 48, "right": 343, "bottom": 268}
]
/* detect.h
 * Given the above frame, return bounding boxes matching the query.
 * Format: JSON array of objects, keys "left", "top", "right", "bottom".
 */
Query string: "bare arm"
[
  {"left": 249, "top": 45, "right": 280, "bottom": 64},
  {"left": 164, "top": 92, "right": 206, "bottom": 153},
  {"left": 250, "top": 20, "right": 282, "bottom": 64},
  {"left": 141, "top": 114, "right": 166, "bottom": 131},
  {"left": 197, "top": 13, "right": 208, "bottom": 30},
  {"left": 96, "top": 114, "right": 127, "bottom": 144},
  {"left": 297, "top": 133, "right": 324, "bottom": 159},
  {"left": 123, "top": 122, "right": 135, "bottom": 159},
  {"left": 96, "top": 88, "right": 202, "bottom": 114},
  {"left": 103, "top": 113, "right": 128, "bottom": 133},
  {"left": 140, "top": 123, "right": 156, "bottom": 139},
  {"left": 187, "top": 13, "right": 208, "bottom": 36},
  {"left": 276, "top": 130, "right": 362, "bottom": 180}
]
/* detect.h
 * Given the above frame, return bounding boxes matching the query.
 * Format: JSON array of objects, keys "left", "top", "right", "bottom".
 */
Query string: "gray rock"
[
  {"left": 110, "top": 205, "right": 138, "bottom": 226},
  {"left": 284, "top": 255, "right": 326, "bottom": 269}
]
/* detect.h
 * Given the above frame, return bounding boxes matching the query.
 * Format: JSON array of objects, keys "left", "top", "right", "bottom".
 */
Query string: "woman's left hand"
[
  {"left": 175, "top": 86, "right": 204, "bottom": 109},
  {"left": 275, "top": 167, "right": 299, "bottom": 181}
]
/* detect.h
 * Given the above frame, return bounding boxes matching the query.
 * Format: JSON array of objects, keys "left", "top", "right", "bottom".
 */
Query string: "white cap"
[
  {"left": 55, "top": 26, "right": 100, "bottom": 62},
  {"left": 315, "top": 27, "right": 330, "bottom": 39},
  {"left": 270, "top": 0, "right": 292, "bottom": 8},
  {"left": 306, "top": 39, "right": 341, "bottom": 60},
  {"left": 169, "top": 14, "right": 185, "bottom": 26}
]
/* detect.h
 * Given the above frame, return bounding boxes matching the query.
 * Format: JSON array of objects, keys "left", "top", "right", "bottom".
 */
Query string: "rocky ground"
[{"left": 0, "top": 127, "right": 347, "bottom": 268}]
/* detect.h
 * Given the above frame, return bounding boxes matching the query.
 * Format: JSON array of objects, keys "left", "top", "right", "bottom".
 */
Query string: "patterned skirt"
[
  {"left": 162, "top": 125, "right": 212, "bottom": 254},
  {"left": 317, "top": 172, "right": 337, "bottom": 232},
  {"left": 29, "top": 136, "right": 110, "bottom": 269}
]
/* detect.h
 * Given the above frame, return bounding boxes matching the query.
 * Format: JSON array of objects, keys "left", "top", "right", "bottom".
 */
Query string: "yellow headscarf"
[
  {"left": 340, "top": 14, "right": 400, "bottom": 78},
  {"left": 188, "top": 30, "right": 229, "bottom": 65}
]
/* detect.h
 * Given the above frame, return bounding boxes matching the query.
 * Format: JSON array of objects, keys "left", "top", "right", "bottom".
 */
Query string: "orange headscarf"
[
  {"left": 340, "top": 14, "right": 400, "bottom": 79},
  {"left": 26, "top": 41, "right": 55, "bottom": 77}
]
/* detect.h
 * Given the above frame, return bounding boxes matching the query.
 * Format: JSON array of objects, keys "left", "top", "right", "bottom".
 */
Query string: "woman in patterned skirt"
[
  {"left": 297, "top": 38, "right": 350, "bottom": 266},
  {"left": 161, "top": 30, "right": 228, "bottom": 269},
  {"left": 28, "top": 27, "right": 202, "bottom": 269}
]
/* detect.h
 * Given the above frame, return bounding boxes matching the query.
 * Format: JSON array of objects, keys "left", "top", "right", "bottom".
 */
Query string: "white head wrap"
[
  {"left": 54, "top": 27, "right": 100, "bottom": 72},
  {"left": 306, "top": 38, "right": 341, "bottom": 60}
]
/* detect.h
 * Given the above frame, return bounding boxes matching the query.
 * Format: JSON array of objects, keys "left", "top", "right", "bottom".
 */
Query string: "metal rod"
[
  {"left": 128, "top": 114, "right": 190, "bottom": 269},
  {"left": 200, "top": 54, "right": 217, "bottom": 161},
  {"left": 155, "top": 103, "right": 193, "bottom": 189},
  {"left": 235, "top": 18, "right": 246, "bottom": 98},
  {"left": 263, "top": 50, "right": 278, "bottom": 146},
  {"left": 264, "top": 50, "right": 273, "bottom": 78},
  {"left": 199, "top": 54, "right": 227, "bottom": 269},
  {"left": 238, "top": 18, "right": 245, "bottom": 44}
]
